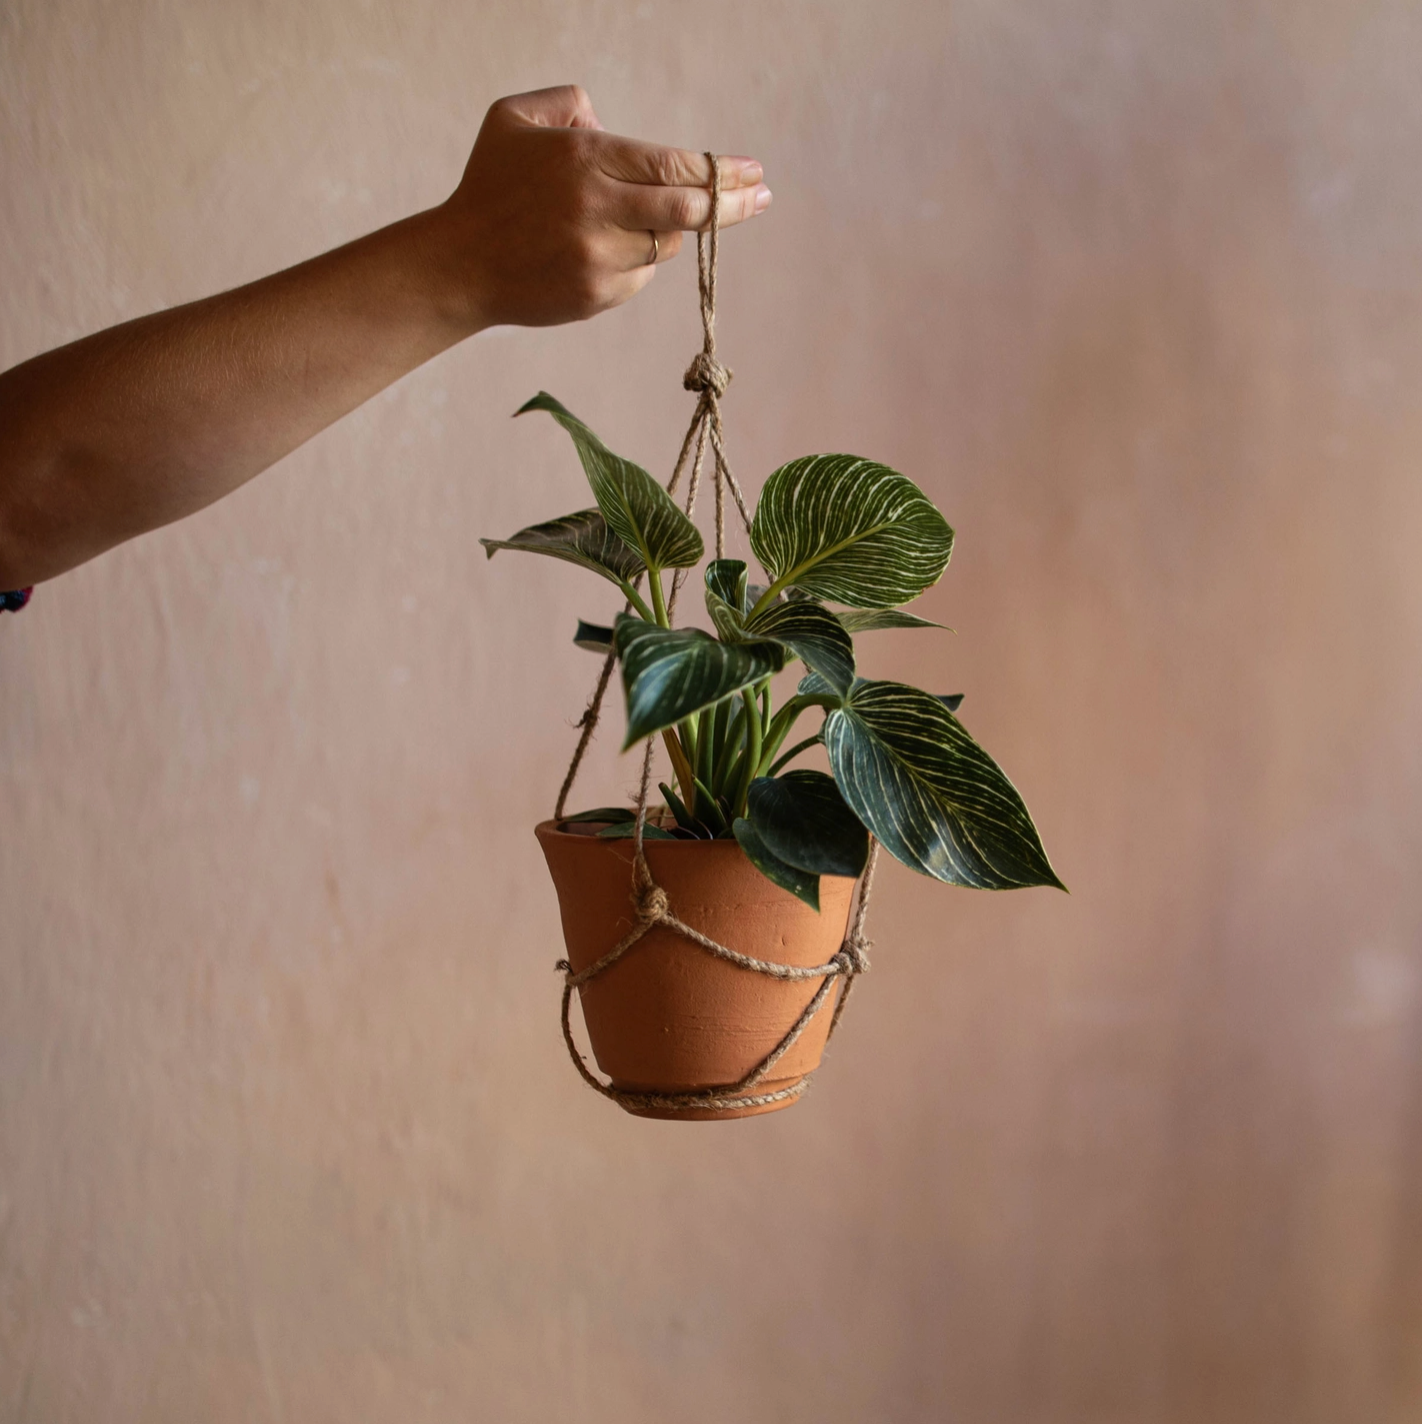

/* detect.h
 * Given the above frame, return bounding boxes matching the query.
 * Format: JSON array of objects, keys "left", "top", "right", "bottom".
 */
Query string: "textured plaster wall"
[{"left": 4, "top": 2, "right": 1422, "bottom": 1421}]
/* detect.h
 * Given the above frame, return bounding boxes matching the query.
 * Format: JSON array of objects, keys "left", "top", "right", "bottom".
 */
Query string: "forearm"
[
  {"left": 0, "top": 85, "right": 769, "bottom": 591},
  {"left": 0, "top": 206, "right": 474, "bottom": 587}
]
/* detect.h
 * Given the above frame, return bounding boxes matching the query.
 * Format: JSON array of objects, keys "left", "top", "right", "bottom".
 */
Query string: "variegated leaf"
[
  {"left": 614, "top": 615, "right": 786, "bottom": 747},
  {"left": 745, "top": 601, "right": 856, "bottom": 695},
  {"left": 480, "top": 508, "right": 643, "bottom": 587},
  {"left": 517, "top": 393, "right": 702, "bottom": 571},
  {"left": 750, "top": 454, "right": 954, "bottom": 608},
  {"left": 824, "top": 680, "right": 1063, "bottom": 890},
  {"left": 836, "top": 608, "right": 948, "bottom": 633},
  {"left": 704, "top": 559, "right": 750, "bottom": 641}
]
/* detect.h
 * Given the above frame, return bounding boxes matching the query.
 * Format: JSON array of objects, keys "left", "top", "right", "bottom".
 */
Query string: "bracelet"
[{"left": 1, "top": 588, "right": 33, "bottom": 613}]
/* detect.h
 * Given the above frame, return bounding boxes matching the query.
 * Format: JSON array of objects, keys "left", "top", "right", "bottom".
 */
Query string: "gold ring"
[{"left": 648, "top": 230, "right": 659, "bottom": 266}]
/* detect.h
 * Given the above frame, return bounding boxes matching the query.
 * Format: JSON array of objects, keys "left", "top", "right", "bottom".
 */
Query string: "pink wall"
[{"left": 4, "top": 3, "right": 1421, "bottom": 1420}]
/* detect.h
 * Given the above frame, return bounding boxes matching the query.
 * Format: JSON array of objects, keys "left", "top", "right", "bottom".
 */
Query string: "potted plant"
[{"left": 483, "top": 392, "right": 1063, "bottom": 1120}]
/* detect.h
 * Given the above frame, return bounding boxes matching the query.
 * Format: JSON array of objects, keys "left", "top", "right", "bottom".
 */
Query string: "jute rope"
[{"left": 551, "top": 154, "right": 878, "bottom": 1114}]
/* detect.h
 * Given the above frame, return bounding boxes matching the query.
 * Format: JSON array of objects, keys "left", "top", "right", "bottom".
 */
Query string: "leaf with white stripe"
[
  {"left": 614, "top": 615, "right": 786, "bottom": 747},
  {"left": 825, "top": 680, "right": 1063, "bottom": 890},
  {"left": 480, "top": 508, "right": 644, "bottom": 587},
  {"left": 704, "top": 559, "right": 750, "bottom": 640},
  {"left": 750, "top": 454, "right": 954, "bottom": 609},
  {"left": 745, "top": 601, "right": 856, "bottom": 695},
  {"left": 517, "top": 392, "right": 703, "bottom": 571},
  {"left": 835, "top": 608, "right": 948, "bottom": 633}
]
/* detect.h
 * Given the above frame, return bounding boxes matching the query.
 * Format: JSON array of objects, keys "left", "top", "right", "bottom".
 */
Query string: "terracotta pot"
[{"left": 535, "top": 820, "right": 856, "bottom": 1121}]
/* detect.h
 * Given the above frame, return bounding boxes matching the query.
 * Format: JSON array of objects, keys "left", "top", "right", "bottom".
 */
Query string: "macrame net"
[{"left": 551, "top": 155, "right": 880, "bottom": 1114}]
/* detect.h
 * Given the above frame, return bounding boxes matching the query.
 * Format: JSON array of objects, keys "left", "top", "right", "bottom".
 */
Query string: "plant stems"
[
  {"left": 647, "top": 568, "right": 670, "bottom": 629},
  {"left": 695, "top": 704, "right": 716, "bottom": 789},
  {"left": 711, "top": 699, "right": 745, "bottom": 794},
  {"left": 734, "top": 687, "right": 762, "bottom": 817},
  {"left": 618, "top": 581, "right": 655, "bottom": 623},
  {"left": 757, "top": 692, "right": 841, "bottom": 776},
  {"left": 661, "top": 729, "right": 696, "bottom": 807},
  {"left": 765, "top": 733, "right": 823, "bottom": 778}
]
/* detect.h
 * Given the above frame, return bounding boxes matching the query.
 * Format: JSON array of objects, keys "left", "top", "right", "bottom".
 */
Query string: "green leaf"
[
  {"left": 747, "top": 770, "right": 869, "bottom": 877},
  {"left": 574, "top": 619, "right": 615, "bottom": 653},
  {"left": 560, "top": 806, "right": 635, "bottom": 824},
  {"left": 659, "top": 781, "right": 713, "bottom": 838},
  {"left": 732, "top": 818, "right": 820, "bottom": 910},
  {"left": 517, "top": 393, "right": 703, "bottom": 571},
  {"left": 836, "top": 608, "right": 949, "bottom": 633},
  {"left": 824, "top": 680, "right": 1063, "bottom": 890},
  {"left": 595, "top": 821, "right": 676, "bottom": 840},
  {"left": 797, "top": 670, "right": 851, "bottom": 702},
  {"left": 614, "top": 615, "right": 786, "bottom": 747},
  {"left": 750, "top": 454, "right": 954, "bottom": 609},
  {"left": 704, "top": 559, "right": 750, "bottom": 641},
  {"left": 480, "top": 508, "right": 644, "bottom": 588},
  {"left": 745, "top": 601, "right": 856, "bottom": 696},
  {"left": 939, "top": 693, "right": 964, "bottom": 713}
]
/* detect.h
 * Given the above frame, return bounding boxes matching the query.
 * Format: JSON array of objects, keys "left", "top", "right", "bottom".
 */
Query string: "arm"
[{"left": 0, "top": 85, "right": 770, "bottom": 589}]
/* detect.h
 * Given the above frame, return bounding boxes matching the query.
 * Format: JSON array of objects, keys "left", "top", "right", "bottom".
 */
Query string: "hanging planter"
[
  {"left": 483, "top": 157, "right": 1064, "bottom": 1120},
  {"left": 536, "top": 822, "right": 862, "bottom": 1119}
]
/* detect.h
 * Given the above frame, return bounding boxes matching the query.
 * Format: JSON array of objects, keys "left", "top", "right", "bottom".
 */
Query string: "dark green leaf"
[
  {"left": 705, "top": 559, "right": 750, "bottom": 611},
  {"left": 746, "top": 601, "right": 856, "bottom": 695},
  {"left": 595, "top": 821, "right": 677, "bottom": 840},
  {"left": 659, "top": 781, "right": 710, "bottom": 838},
  {"left": 836, "top": 608, "right": 949, "bottom": 633},
  {"left": 517, "top": 393, "right": 703, "bottom": 571},
  {"left": 750, "top": 454, "right": 954, "bottom": 608},
  {"left": 747, "top": 770, "right": 869, "bottom": 877},
  {"left": 824, "top": 680, "right": 1063, "bottom": 890},
  {"left": 797, "top": 670, "right": 852, "bottom": 702},
  {"left": 704, "top": 559, "right": 750, "bottom": 640},
  {"left": 480, "top": 508, "right": 644, "bottom": 588},
  {"left": 939, "top": 693, "right": 964, "bottom": 712},
  {"left": 560, "top": 806, "right": 635, "bottom": 824},
  {"left": 574, "top": 620, "right": 615, "bottom": 653},
  {"left": 614, "top": 615, "right": 786, "bottom": 747},
  {"left": 732, "top": 818, "right": 820, "bottom": 910}
]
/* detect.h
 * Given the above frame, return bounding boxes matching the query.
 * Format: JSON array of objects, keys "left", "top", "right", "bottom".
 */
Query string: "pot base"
[{"left": 611, "top": 1072, "right": 808, "bottom": 1122}]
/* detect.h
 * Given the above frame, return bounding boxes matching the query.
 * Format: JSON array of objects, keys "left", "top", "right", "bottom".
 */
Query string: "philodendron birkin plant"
[{"left": 483, "top": 392, "right": 1063, "bottom": 908}]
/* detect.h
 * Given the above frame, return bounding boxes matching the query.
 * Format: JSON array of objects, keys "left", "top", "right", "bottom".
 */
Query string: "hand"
[{"left": 434, "top": 85, "right": 771, "bottom": 330}]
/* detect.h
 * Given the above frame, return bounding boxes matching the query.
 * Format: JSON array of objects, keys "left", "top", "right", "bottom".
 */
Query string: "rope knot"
[
  {"left": 635, "top": 883, "right": 670, "bottom": 923},
  {"left": 682, "top": 351, "right": 732, "bottom": 398},
  {"left": 840, "top": 935, "right": 872, "bottom": 976}
]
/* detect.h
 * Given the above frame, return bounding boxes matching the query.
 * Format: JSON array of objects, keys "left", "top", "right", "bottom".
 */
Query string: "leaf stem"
[
  {"left": 765, "top": 733, "right": 823, "bottom": 778},
  {"left": 647, "top": 568, "right": 670, "bottom": 629},
  {"left": 618, "top": 581, "right": 655, "bottom": 623},
  {"left": 734, "top": 687, "right": 762, "bottom": 817}
]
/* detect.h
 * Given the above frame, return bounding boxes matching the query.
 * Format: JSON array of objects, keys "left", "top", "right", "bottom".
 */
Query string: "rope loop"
[{"left": 683, "top": 351, "right": 732, "bottom": 398}]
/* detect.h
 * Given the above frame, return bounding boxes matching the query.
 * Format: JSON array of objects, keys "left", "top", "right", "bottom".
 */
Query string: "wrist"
[{"left": 405, "top": 202, "right": 490, "bottom": 340}]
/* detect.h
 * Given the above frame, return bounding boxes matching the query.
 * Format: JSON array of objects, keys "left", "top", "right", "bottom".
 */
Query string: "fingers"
[
  {"left": 595, "top": 137, "right": 762, "bottom": 191},
  {"left": 607, "top": 177, "right": 771, "bottom": 234},
  {"left": 491, "top": 84, "right": 603, "bottom": 130}
]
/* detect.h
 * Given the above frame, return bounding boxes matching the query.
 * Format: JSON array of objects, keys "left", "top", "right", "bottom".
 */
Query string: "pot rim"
[{"left": 534, "top": 817, "right": 749, "bottom": 852}]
